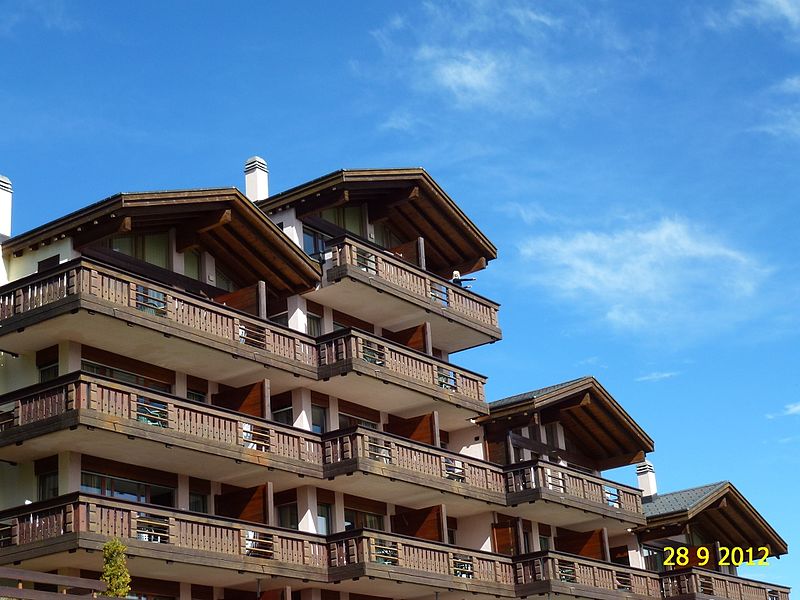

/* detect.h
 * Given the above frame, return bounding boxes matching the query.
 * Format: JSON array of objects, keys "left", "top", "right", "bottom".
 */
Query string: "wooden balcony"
[
  {"left": 661, "top": 568, "right": 791, "bottom": 600},
  {"left": 323, "top": 426, "right": 505, "bottom": 504},
  {"left": 317, "top": 328, "right": 488, "bottom": 426},
  {"left": 516, "top": 550, "right": 662, "bottom": 599},
  {"left": 328, "top": 528, "right": 515, "bottom": 595},
  {"left": 0, "top": 372, "right": 325, "bottom": 487},
  {"left": 308, "top": 235, "right": 501, "bottom": 353},
  {"left": 0, "top": 258, "right": 318, "bottom": 389},
  {"left": 505, "top": 460, "right": 646, "bottom": 528},
  {"left": 0, "top": 566, "right": 108, "bottom": 600},
  {"left": 0, "top": 493, "right": 329, "bottom": 584}
]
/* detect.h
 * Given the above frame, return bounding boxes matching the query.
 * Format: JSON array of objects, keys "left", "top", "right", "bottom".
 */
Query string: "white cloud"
[
  {"left": 707, "top": 0, "right": 800, "bottom": 33},
  {"left": 767, "top": 402, "right": 800, "bottom": 419},
  {"left": 501, "top": 202, "right": 558, "bottom": 225},
  {"left": 517, "top": 217, "right": 771, "bottom": 335},
  {"left": 0, "top": 0, "right": 79, "bottom": 35},
  {"left": 416, "top": 46, "right": 501, "bottom": 106},
  {"left": 635, "top": 371, "right": 680, "bottom": 382},
  {"left": 754, "top": 75, "right": 800, "bottom": 139}
]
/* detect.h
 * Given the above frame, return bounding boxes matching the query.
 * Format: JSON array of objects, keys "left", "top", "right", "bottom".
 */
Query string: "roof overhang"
[
  {"left": 640, "top": 483, "right": 788, "bottom": 557},
  {"left": 257, "top": 168, "right": 497, "bottom": 277},
  {"left": 481, "top": 376, "right": 655, "bottom": 470},
  {"left": 4, "top": 188, "right": 321, "bottom": 296}
]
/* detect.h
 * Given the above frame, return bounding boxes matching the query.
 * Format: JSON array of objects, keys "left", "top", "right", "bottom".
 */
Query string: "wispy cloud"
[
  {"left": 635, "top": 371, "right": 680, "bottom": 382},
  {"left": 766, "top": 402, "right": 800, "bottom": 419},
  {"left": 0, "top": 0, "right": 79, "bottom": 36},
  {"left": 501, "top": 202, "right": 559, "bottom": 225},
  {"left": 362, "top": 0, "right": 648, "bottom": 117},
  {"left": 707, "top": 0, "right": 800, "bottom": 32},
  {"left": 754, "top": 74, "right": 800, "bottom": 139},
  {"left": 517, "top": 217, "right": 772, "bottom": 335}
]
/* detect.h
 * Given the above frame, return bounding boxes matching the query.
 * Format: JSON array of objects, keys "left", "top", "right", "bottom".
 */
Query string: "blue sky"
[{"left": 1, "top": 0, "right": 799, "bottom": 588}]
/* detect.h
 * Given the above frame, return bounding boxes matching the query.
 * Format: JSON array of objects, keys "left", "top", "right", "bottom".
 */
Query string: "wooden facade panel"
[
  {"left": 555, "top": 527, "right": 604, "bottom": 560},
  {"left": 82, "top": 345, "right": 176, "bottom": 386},
  {"left": 337, "top": 399, "right": 380, "bottom": 424},
  {"left": 385, "top": 413, "right": 437, "bottom": 446},
  {"left": 382, "top": 323, "right": 427, "bottom": 353},
  {"left": 212, "top": 382, "right": 264, "bottom": 418},
  {"left": 331, "top": 309, "right": 373, "bottom": 333},
  {"left": 81, "top": 455, "right": 178, "bottom": 487},
  {"left": 391, "top": 505, "right": 443, "bottom": 542},
  {"left": 343, "top": 494, "right": 386, "bottom": 515},
  {"left": 215, "top": 484, "right": 267, "bottom": 524}
]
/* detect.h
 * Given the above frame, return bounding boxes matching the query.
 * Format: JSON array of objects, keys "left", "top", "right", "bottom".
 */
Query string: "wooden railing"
[
  {"left": 323, "top": 426, "right": 504, "bottom": 494},
  {"left": 0, "top": 372, "right": 324, "bottom": 466},
  {"left": 661, "top": 568, "right": 791, "bottom": 600},
  {"left": 506, "top": 460, "right": 644, "bottom": 516},
  {"left": 0, "top": 494, "right": 328, "bottom": 571},
  {"left": 516, "top": 551, "right": 662, "bottom": 597},
  {"left": 328, "top": 528, "right": 515, "bottom": 588},
  {"left": 0, "top": 566, "right": 108, "bottom": 599},
  {"left": 327, "top": 235, "right": 499, "bottom": 329},
  {"left": 318, "top": 328, "right": 486, "bottom": 403},
  {"left": 0, "top": 258, "right": 318, "bottom": 368}
]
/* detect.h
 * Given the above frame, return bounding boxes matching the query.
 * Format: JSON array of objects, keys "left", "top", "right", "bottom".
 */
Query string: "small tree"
[{"left": 101, "top": 538, "right": 131, "bottom": 597}]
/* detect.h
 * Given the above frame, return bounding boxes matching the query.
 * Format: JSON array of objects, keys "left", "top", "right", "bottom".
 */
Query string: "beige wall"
[
  {"left": 0, "top": 461, "right": 36, "bottom": 509},
  {"left": 0, "top": 351, "right": 39, "bottom": 395},
  {"left": 7, "top": 238, "right": 79, "bottom": 282},
  {"left": 448, "top": 425, "right": 485, "bottom": 460}
]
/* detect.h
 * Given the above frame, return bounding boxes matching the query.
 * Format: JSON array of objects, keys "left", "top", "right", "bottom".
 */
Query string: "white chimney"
[
  {"left": 636, "top": 460, "right": 658, "bottom": 498},
  {"left": 244, "top": 156, "right": 269, "bottom": 201},
  {"left": 0, "top": 174, "right": 11, "bottom": 240}
]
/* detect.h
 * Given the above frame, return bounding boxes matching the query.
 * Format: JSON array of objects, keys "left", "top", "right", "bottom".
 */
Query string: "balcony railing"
[
  {"left": 516, "top": 550, "right": 662, "bottom": 597},
  {"left": 323, "top": 426, "right": 505, "bottom": 497},
  {"left": 0, "top": 372, "right": 325, "bottom": 469},
  {"left": 327, "top": 235, "right": 500, "bottom": 329},
  {"left": 318, "top": 327, "right": 486, "bottom": 405},
  {"left": 661, "top": 568, "right": 791, "bottom": 600},
  {"left": 328, "top": 528, "right": 515, "bottom": 591},
  {"left": 506, "top": 460, "right": 644, "bottom": 518},
  {"left": 0, "top": 494, "right": 329, "bottom": 575},
  {"left": 0, "top": 258, "right": 318, "bottom": 370}
]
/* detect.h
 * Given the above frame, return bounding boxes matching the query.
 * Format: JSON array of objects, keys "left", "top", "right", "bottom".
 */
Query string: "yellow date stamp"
[{"left": 664, "top": 546, "right": 770, "bottom": 567}]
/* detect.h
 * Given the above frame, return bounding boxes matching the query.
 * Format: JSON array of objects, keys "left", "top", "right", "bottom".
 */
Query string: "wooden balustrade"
[
  {"left": 506, "top": 460, "right": 644, "bottom": 516},
  {"left": 324, "top": 427, "right": 505, "bottom": 495},
  {"left": 0, "top": 372, "right": 324, "bottom": 467},
  {"left": 328, "top": 236, "right": 500, "bottom": 329},
  {"left": 318, "top": 328, "right": 486, "bottom": 403},
  {"left": 661, "top": 568, "right": 791, "bottom": 600},
  {"left": 328, "top": 529, "right": 515, "bottom": 587},
  {"left": 516, "top": 551, "right": 662, "bottom": 597},
  {"left": 0, "top": 259, "right": 318, "bottom": 369},
  {"left": 0, "top": 494, "right": 328, "bottom": 572}
]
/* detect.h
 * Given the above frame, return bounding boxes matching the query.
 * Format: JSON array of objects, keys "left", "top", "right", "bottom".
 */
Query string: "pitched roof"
[
  {"left": 642, "top": 482, "right": 728, "bottom": 518},
  {"left": 489, "top": 376, "right": 590, "bottom": 410}
]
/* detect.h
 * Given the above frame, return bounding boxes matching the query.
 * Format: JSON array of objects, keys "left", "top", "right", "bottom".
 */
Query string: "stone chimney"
[
  {"left": 244, "top": 156, "right": 269, "bottom": 202},
  {"left": 636, "top": 460, "right": 657, "bottom": 498},
  {"left": 0, "top": 174, "right": 11, "bottom": 241}
]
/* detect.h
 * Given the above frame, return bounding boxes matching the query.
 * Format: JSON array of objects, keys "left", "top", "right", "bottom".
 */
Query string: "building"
[{"left": 0, "top": 161, "right": 789, "bottom": 600}]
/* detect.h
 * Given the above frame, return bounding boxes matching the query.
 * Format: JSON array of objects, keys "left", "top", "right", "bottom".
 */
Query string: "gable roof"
[
  {"left": 3, "top": 188, "right": 321, "bottom": 296},
  {"left": 641, "top": 481, "right": 788, "bottom": 556},
  {"left": 482, "top": 376, "right": 654, "bottom": 470},
  {"left": 258, "top": 168, "right": 497, "bottom": 277}
]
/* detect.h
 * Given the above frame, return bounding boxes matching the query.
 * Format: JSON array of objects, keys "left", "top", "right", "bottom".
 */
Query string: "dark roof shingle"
[
  {"left": 489, "top": 376, "right": 590, "bottom": 410},
  {"left": 642, "top": 481, "right": 729, "bottom": 518}
]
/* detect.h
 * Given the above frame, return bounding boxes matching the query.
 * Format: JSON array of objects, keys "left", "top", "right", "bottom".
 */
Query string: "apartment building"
[{"left": 0, "top": 162, "right": 789, "bottom": 600}]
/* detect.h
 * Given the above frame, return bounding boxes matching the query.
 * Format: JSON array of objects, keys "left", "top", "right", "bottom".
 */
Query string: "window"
[
  {"left": 311, "top": 404, "right": 328, "bottom": 434},
  {"left": 447, "top": 527, "right": 457, "bottom": 546},
  {"left": 39, "top": 363, "right": 59, "bottom": 383},
  {"left": 321, "top": 205, "right": 365, "bottom": 236},
  {"left": 307, "top": 313, "right": 322, "bottom": 337},
  {"left": 272, "top": 406, "right": 293, "bottom": 426},
  {"left": 184, "top": 249, "right": 201, "bottom": 281},
  {"left": 344, "top": 509, "right": 384, "bottom": 531},
  {"left": 642, "top": 546, "right": 665, "bottom": 572},
  {"left": 82, "top": 360, "right": 171, "bottom": 394},
  {"left": 539, "top": 535, "right": 551, "bottom": 551},
  {"left": 277, "top": 503, "right": 299, "bottom": 530},
  {"left": 80, "top": 472, "right": 175, "bottom": 507},
  {"left": 187, "top": 389, "right": 206, "bottom": 403},
  {"left": 270, "top": 312, "right": 289, "bottom": 328},
  {"left": 302, "top": 227, "right": 330, "bottom": 259},
  {"left": 38, "top": 472, "right": 59, "bottom": 501},
  {"left": 317, "top": 503, "right": 332, "bottom": 535},
  {"left": 338, "top": 413, "right": 378, "bottom": 430},
  {"left": 189, "top": 492, "right": 208, "bottom": 513},
  {"left": 373, "top": 223, "right": 402, "bottom": 250},
  {"left": 215, "top": 266, "right": 235, "bottom": 292},
  {"left": 106, "top": 232, "right": 169, "bottom": 269}
]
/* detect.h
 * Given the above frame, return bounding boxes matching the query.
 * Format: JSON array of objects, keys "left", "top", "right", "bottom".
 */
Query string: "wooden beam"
[
  {"left": 176, "top": 209, "right": 232, "bottom": 252},
  {"left": 72, "top": 216, "right": 132, "bottom": 248}
]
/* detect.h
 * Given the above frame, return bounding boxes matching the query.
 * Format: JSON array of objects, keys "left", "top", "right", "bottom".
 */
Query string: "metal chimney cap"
[{"left": 244, "top": 156, "right": 268, "bottom": 172}]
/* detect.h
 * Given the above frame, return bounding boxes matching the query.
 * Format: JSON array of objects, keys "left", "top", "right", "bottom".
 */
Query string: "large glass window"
[
  {"left": 106, "top": 232, "right": 169, "bottom": 269},
  {"left": 277, "top": 503, "right": 299, "bottom": 530},
  {"left": 215, "top": 266, "right": 236, "bottom": 292},
  {"left": 184, "top": 249, "right": 201, "bottom": 280},
  {"left": 311, "top": 404, "right": 328, "bottom": 434},
  {"left": 339, "top": 413, "right": 378, "bottom": 430},
  {"left": 82, "top": 360, "right": 171, "bottom": 394},
  {"left": 373, "top": 223, "right": 402, "bottom": 250},
  {"left": 321, "top": 206, "right": 365, "bottom": 236},
  {"left": 272, "top": 406, "right": 293, "bottom": 426},
  {"left": 38, "top": 472, "right": 59, "bottom": 501},
  {"left": 307, "top": 313, "right": 322, "bottom": 337},
  {"left": 317, "top": 503, "right": 332, "bottom": 535},
  {"left": 344, "top": 509, "right": 384, "bottom": 531},
  {"left": 80, "top": 472, "right": 175, "bottom": 507},
  {"left": 39, "top": 363, "right": 59, "bottom": 383},
  {"left": 302, "top": 227, "right": 330, "bottom": 259},
  {"left": 189, "top": 492, "right": 208, "bottom": 513}
]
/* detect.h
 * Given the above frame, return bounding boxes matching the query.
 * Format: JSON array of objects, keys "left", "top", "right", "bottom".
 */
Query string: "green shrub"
[{"left": 100, "top": 538, "right": 131, "bottom": 597}]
